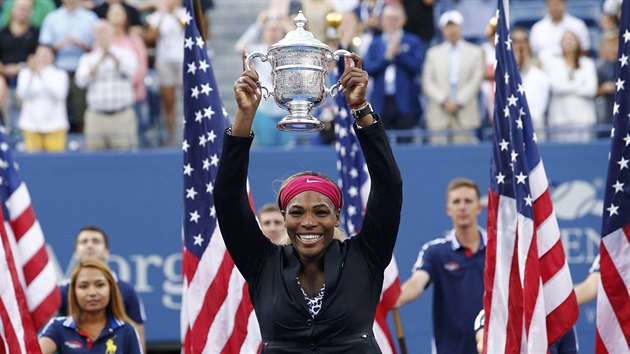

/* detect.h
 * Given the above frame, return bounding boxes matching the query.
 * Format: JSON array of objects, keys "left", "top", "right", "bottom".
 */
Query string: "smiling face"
[
  {"left": 74, "top": 267, "right": 110, "bottom": 314},
  {"left": 284, "top": 191, "right": 340, "bottom": 262},
  {"left": 446, "top": 186, "right": 482, "bottom": 230}
]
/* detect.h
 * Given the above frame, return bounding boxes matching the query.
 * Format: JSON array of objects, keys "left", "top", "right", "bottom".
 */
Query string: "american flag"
[
  {"left": 0, "top": 127, "right": 59, "bottom": 353},
  {"left": 180, "top": 1, "right": 260, "bottom": 352},
  {"left": 596, "top": 0, "right": 630, "bottom": 352},
  {"left": 483, "top": 1, "right": 578, "bottom": 353},
  {"left": 333, "top": 67, "right": 401, "bottom": 354}
]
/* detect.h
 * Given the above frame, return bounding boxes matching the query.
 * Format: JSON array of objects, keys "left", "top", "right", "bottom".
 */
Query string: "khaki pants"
[
  {"left": 84, "top": 108, "right": 138, "bottom": 151},
  {"left": 22, "top": 130, "right": 67, "bottom": 152}
]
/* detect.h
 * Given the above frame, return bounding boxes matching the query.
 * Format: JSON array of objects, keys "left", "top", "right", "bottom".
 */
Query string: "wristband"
[{"left": 351, "top": 102, "right": 373, "bottom": 120}]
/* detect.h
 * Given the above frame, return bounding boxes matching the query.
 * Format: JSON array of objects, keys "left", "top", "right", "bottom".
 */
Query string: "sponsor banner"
[{"left": 16, "top": 142, "right": 607, "bottom": 351}]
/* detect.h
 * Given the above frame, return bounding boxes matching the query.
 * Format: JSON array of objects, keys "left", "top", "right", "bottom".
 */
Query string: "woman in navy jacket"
[{"left": 215, "top": 51, "right": 402, "bottom": 353}]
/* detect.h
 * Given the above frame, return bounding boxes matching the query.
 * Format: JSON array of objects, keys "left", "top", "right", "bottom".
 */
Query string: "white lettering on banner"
[
  {"left": 162, "top": 253, "right": 183, "bottom": 310},
  {"left": 130, "top": 254, "right": 163, "bottom": 292},
  {"left": 560, "top": 227, "right": 600, "bottom": 264}
]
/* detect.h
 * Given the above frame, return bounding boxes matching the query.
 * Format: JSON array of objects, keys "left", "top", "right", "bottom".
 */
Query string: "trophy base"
[{"left": 276, "top": 101, "right": 324, "bottom": 132}]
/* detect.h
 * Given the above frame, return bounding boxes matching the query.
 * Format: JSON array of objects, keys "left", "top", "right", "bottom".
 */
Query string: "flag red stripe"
[
  {"left": 506, "top": 231, "right": 523, "bottom": 354},
  {"left": 522, "top": 229, "right": 541, "bottom": 336},
  {"left": 183, "top": 249, "right": 200, "bottom": 284},
  {"left": 482, "top": 190, "right": 499, "bottom": 354},
  {"left": 9, "top": 206, "right": 35, "bottom": 241},
  {"left": 0, "top": 333, "right": 6, "bottom": 354},
  {"left": 30, "top": 288, "right": 61, "bottom": 330},
  {"left": 600, "top": 242, "right": 630, "bottom": 345},
  {"left": 538, "top": 241, "right": 567, "bottom": 284},
  {"left": 21, "top": 245, "right": 48, "bottom": 286},
  {"left": 545, "top": 293, "right": 578, "bottom": 344},
  {"left": 531, "top": 190, "right": 552, "bottom": 226},
  {"left": 374, "top": 279, "right": 401, "bottom": 353},
  {"left": 378, "top": 278, "right": 401, "bottom": 312},
  {"left": 190, "top": 252, "right": 235, "bottom": 352},
  {"left": 0, "top": 297, "right": 21, "bottom": 354},
  {"left": 222, "top": 284, "right": 254, "bottom": 353},
  {"left": 595, "top": 328, "right": 608, "bottom": 354},
  {"left": 0, "top": 208, "right": 41, "bottom": 353}
]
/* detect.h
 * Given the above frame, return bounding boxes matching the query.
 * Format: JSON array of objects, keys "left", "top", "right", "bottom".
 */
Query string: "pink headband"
[{"left": 279, "top": 175, "right": 342, "bottom": 210}]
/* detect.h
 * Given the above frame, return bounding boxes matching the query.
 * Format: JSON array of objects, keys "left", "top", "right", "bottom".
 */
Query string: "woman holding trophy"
[{"left": 214, "top": 46, "right": 403, "bottom": 352}]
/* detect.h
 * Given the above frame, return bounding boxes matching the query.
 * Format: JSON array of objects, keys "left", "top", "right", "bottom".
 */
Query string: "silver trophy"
[{"left": 245, "top": 11, "right": 352, "bottom": 132}]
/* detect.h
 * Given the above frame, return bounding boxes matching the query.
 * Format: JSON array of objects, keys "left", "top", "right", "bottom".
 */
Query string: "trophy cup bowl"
[{"left": 246, "top": 11, "right": 352, "bottom": 132}]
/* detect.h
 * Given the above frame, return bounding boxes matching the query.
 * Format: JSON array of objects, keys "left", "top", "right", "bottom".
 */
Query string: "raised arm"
[
  {"left": 214, "top": 49, "right": 274, "bottom": 282},
  {"left": 339, "top": 53, "right": 403, "bottom": 269}
]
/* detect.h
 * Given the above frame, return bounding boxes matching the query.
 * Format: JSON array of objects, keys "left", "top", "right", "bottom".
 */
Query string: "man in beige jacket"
[{"left": 423, "top": 10, "right": 483, "bottom": 144}]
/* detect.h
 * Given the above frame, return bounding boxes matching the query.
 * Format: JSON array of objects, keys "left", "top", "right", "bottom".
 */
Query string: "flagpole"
[
  {"left": 503, "top": 0, "right": 510, "bottom": 28},
  {"left": 392, "top": 308, "right": 408, "bottom": 354}
]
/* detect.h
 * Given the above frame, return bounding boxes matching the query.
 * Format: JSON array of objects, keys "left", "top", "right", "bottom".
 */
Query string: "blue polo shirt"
[
  {"left": 39, "top": 315, "right": 142, "bottom": 353},
  {"left": 413, "top": 227, "right": 486, "bottom": 354},
  {"left": 59, "top": 272, "right": 146, "bottom": 324}
]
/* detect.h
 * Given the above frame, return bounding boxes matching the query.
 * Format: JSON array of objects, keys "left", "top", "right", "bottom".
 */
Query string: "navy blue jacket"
[{"left": 363, "top": 32, "right": 425, "bottom": 117}]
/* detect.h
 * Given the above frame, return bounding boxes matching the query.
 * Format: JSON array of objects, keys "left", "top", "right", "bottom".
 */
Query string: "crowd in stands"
[{"left": 0, "top": 0, "right": 622, "bottom": 151}]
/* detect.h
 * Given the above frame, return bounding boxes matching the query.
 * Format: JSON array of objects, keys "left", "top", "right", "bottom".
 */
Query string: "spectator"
[
  {"left": 39, "top": 0, "right": 98, "bottom": 133},
  {"left": 596, "top": 30, "right": 618, "bottom": 136},
  {"left": 75, "top": 20, "right": 138, "bottom": 151},
  {"left": 480, "top": 17, "right": 496, "bottom": 127},
  {"left": 396, "top": 178, "right": 486, "bottom": 354},
  {"left": 402, "top": 0, "right": 435, "bottom": 45},
  {"left": 423, "top": 10, "right": 483, "bottom": 144},
  {"left": 363, "top": 3, "right": 424, "bottom": 143},
  {"left": 92, "top": 0, "right": 143, "bottom": 34},
  {"left": 301, "top": 0, "right": 335, "bottom": 41},
  {"left": 234, "top": 12, "right": 292, "bottom": 147},
  {"left": 39, "top": 258, "right": 142, "bottom": 354},
  {"left": 58, "top": 225, "right": 146, "bottom": 352},
  {"left": 356, "top": 0, "right": 384, "bottom": 52},
  {"left": 543, "top": 31, "right": 597, "bottom": 142},
  {"left": 601, "top": 0, "right": 622, "bottom": 33},
  {"left": 107, "top": 2, "right": 149, "bottom": 147},
  {"left": 529, "top": 0, "right": 590, "bottom": 58},
  {"left": 0, "top": 0, "right": 56, "bottom": 29},
  {"left": 512, "top": 28, "right": 551, "bottom": 139},
  {"left": 257, "top": 203, "right": 285, "bottom": 245},
  {"left": 16, "top": 45, "right": 69, "bottom": 152},
  {"left": 0, "top": 0, "right": 39, "bottom": 138},
  {"left": 146, "top": 0, "right": 185, "bottom": 146}
]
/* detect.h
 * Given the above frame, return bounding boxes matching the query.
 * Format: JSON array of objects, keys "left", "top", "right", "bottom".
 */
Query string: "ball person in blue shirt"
[
  {"left": 395, "top": 178, "right": 486, "bottom": 354},
  {"left": 39, "top": 258, "right": 142, "bottom": 354}
]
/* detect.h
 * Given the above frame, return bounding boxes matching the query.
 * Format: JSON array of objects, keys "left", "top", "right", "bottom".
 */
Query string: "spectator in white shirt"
[
  {"left": 543, "top": 31, "right": 597, "bottom": 142},
  {"left": 512, "top": 28, "right": 551, "bottom": 140},
  {"left": 16, "top": 45, "right": 69, "bottom": 152},
  {"left": 75, "top": 20, "right": 138, "bottom": 150},
  {"left": 529, "top": 0, "right": 590, "bottom": 59},
  {"left": 146, "top": 0, "right": 185, "bottom": 147}
]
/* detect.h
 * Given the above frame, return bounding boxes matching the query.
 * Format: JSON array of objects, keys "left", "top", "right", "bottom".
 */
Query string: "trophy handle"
[
  {"left": 327, "top": 49, "right": 355, "bottom": 98},
  {"left": 245, "top": 51, "right": 272, "bottom": 99}
]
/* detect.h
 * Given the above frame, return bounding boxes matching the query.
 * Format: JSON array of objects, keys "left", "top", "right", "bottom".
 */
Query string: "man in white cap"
[{"left": 422, "top": 10, "right": 483, "bottom": 144}]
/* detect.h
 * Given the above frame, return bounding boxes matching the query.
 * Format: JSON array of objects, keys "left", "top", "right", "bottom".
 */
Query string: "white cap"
[
  {"left": 603, "top": 0, "right": 622, "bottom": 15},
  {"left": 439, "top": 10, "right": 464, "bottom": 28}
]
